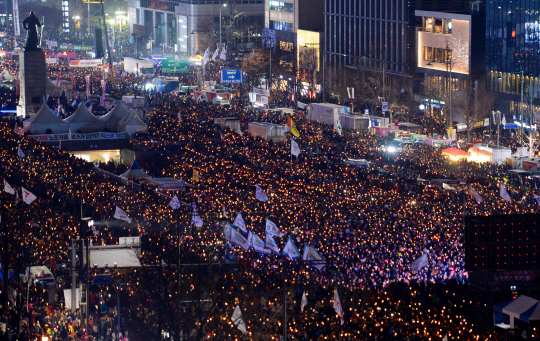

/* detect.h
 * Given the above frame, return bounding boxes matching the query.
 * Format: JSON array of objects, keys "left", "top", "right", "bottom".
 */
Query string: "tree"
[{"left": 241, "top": 50, "right": 269, "bottom": 87}]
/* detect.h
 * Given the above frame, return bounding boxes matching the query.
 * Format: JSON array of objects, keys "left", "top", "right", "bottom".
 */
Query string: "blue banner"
[{"left": 221, "top": 69, "right": 243, "bottom": 84}]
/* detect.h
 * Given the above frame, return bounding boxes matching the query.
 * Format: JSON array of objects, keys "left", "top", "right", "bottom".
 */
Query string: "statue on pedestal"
[{"left": 23, "top": 11, "right": 42, "bottom": 51}]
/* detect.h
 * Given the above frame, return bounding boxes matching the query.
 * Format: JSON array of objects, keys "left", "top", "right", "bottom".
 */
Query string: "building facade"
[
  {"left": 128, "top": 0, "right": 264, "bottom": 56},
  {"left": 486, "top": 0, "right": 540, "bottom": 118}
]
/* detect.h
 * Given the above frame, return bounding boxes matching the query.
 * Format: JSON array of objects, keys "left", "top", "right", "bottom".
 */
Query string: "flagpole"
[{"left": 282, "top": 256, "right": 287, "bottom": 341}]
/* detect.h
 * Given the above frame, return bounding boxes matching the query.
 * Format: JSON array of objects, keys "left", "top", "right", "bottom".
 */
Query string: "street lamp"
[
  {"left": 498, "top": 71, "right": 524, "bottom": 146},
  {"left": 219, "top": 3, "right": 227, "bottom": 47}
]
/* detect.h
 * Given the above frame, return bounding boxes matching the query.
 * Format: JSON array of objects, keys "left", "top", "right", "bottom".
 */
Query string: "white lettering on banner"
[
  {"left": 29, "top": 132, "right": 126, "bottom": 142},
  {"left": 13, "top": 0, "right": 20, "bottom": 36},
  {"left": 253, "top": 87, "right": 270, "bottom": 97},
  {"left": 70, "top": 59, "right": 102, "bottom": 68}
]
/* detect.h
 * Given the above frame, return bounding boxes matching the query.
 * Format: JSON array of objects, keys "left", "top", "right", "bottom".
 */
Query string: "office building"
[
  {"left": 128, "top": 0, "right": 264, "bottom": 56},
  {"left": 486, "top": 0, "right": 540, "bottom": 118},
  {"left": 416, "top": 9, "right": 485, "bottom": 121},
  {"left": 324, "top": 0, "right": 471, "bottom": 91}
]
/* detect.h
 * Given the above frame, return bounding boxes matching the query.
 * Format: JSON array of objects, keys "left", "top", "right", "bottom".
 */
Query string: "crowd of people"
[{"left": 1, "top": 56, "right": 539, "bottom": 341}]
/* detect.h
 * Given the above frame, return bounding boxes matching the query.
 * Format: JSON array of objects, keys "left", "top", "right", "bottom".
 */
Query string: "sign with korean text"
[{"left": 221, "top": 69, "right": 243, "bottom": 84}]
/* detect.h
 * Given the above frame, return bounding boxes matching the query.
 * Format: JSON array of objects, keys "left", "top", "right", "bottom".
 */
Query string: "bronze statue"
[{"left": 23, "top": 11, "right": 42, "bottom": 51}]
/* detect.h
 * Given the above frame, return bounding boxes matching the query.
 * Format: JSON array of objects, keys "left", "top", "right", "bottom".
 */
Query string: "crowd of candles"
[{"left": 1, "top": 60, "right": 539, "bottom": 340}]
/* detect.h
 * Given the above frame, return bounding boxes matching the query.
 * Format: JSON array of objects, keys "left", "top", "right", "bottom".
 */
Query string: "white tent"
[
  {"left": 495, "top": 295, "right": 540, "bottom": 328},
  {"left": 118, "top": 113, "right": 148, "bottom": 136},
  {"left": 64, "top": 103, "right": 104, "bottom": 133},
  {"left": 0, "top": 70, "right": 15, "bottom": 81},
  {"left": 120, "top": 160, "right": 151, "bottom": 179},
  {"left": 99, "top": 102, "right": 129, "bottom": 131},
  {"left": 23, "top": 104, "right": 69, "bottom": 134}
]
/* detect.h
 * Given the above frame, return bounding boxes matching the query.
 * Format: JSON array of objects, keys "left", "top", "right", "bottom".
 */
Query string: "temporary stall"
[
  {"left": 214, "top": 117, "right": 242, "bottom": 135},
  {"left": 494, "top": 295, "right": 540, "bottom": 329},
  {"left": 340, "top": 115, "right": 370, "bottom": 130},
  {"left": 306, "top": 103, "right": 345, "bottom": 126},
  {"left": 423, "top": 138, "right": 450, "bottom": 148},
  {"left": 23, "top": 104, "right": 69, "bottom": 134},
  {"left": 398, "top": 122, "right": 423, "bottom": 133},
  {"left": 117, "top": 113, "right": 148, "bottom": 136},
  {"left": 441, "top": 147, "right": 469, "bottom": 161},
  {"left": 248, "top": 122, "right": 287, "bottom": 142},
  {"left": 64, "top": 103, "right": 104, "bottom": 133},
  {"left": 468, "top": 146, "right": 492, "bottom": 163},
  {"left": 371, "top": 126, "right": 392, "bottom": 137},
  {"left": 119, "top": 160, "right": 151, "bottom": 179},
  {"left": 99, "top": 102, "right": 130, "bottom": 131},
  {"left": 121, "top": 96, "right": 145, "bottom": 107}
]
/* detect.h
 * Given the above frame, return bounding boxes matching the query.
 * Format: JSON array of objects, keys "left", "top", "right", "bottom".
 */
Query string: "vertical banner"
[
  {"left": 13, "top": 0, "right": 20, "bottom": 36},
  {"left": 52, "top": 73, "right": 62, "bottom": 95},
  {"left": 70, "top": 73, "right": 75, "bottom": 92},
  {"left": 100, "top": 80, "right": 106, "bottom": 106},
  {"left": 85, "top": 75, "right": 90, "bottom": 99}
]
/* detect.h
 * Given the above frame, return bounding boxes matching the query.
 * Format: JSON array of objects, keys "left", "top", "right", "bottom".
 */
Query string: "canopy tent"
[
  {"left": 0, "top": 69, "right": 15, "bottom": 81},
  {"left": 64, "top": 103, "right": 104, "bottom": 133},
  {"left": 99, "top": 102, "right": 130, "bottom": 131},
  {"left": 118, "top": 113, "right": 148, "bottom": 136},
  {"left": 468, "top": 146, "right": 492, "bottom": 163},
  {"left": 23, "top": 104, "right": 69, "bottom": 134},
  {"left": 119, "top": 160, "right": 151, "bottom": 179},
  {"left": 441, "top": 147, "right": 469, "bottom": 161},
  {"left": 494, "top": 295, "right": 540, "bottom": 329}
]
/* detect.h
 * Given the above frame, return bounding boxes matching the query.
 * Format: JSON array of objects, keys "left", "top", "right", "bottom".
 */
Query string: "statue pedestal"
[{"left": 17, "top": 49, "right": 46, "bottom": 118}]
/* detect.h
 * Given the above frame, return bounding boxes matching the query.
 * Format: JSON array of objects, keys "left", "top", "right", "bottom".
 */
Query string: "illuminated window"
[{"left": 269, "top": 1, "right": 293, "bottom": 13}]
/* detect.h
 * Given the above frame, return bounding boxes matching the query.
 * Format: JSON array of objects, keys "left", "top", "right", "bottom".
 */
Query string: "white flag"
[
  {"left": 231, "top": 305, "right": 247, "bottom": 335},
  {"left": 282, "top": 237, "right": 300, "bottom": 260},
  {"left": 222, "top": 204, "right": 228, "bottom": 218},
  {"left": 230, "top": 227, "right": 248, "bottom": 250},
  {"left": 502, "top": 115, "right": 506, "bottom": 126},
  {"left": 533, "top": 194, "right": 540, "bottom": 206},
  {"left": 21, "top": 187, "right": 37, "bottom": 205},
  {"left": 302, "top": 244, "right": 326, "bottom": 272},
  {"left": 410, "top": 253, "right": 429, "bottom": 272},
  {"left": 113, "top": 206, "right": 132, "bottom": 223},
  {"left": 4, "top": 179, "right": 15, "bottom": 195},
  {"left": 169, "top": 195, "right": 181, "bottom": 210},
  {"left": 333, "top": 289, "right": 345, "bottom": 325},
  {"left": 202, "top": 48, "right": 210, "bottom": 67},
  {"left": 500, "top": 183, "right": 512, "bottom": 202},
  {"left": 192, "top": 208, "right": 204, "bottom": 227},
  {"left": 92, "top": 159, "right": 99, "bottom": 168},
  {"left": 248, "top": 231, "right": 270, "bottom": 255},
  {"left": 233, "top": 212, "right": 247, "bottom": 233},
  {"left": 255, "top": 185, "right": 268, "bottom": 202},
  {"left": 443, "top": 335, "right": 448, "bottom": 341},
  {"left": 223, "top": 223, "right": 232, "bottom": 242},
  {"left": 301, "top": 291, "right": 308, "bottom": 312},
  {"left": 334, "top": 118, "right": 342, "bottom": 136},
  {"left": 265, "top": 233, "right": 280, "bottom": 255},
  {"left": 212, "top": 48, "right": 219, "bottom": 60},
  {"left": 220, "top": 46, "right": 227, "bottom": 61},
  {"left": 291, "top": 139, "right": 300, "bottom": 156},
  {"left": 265, "top": 218, "right": 282, "bottom": 237},
  {"left": 17, "top": 146, "right": 25, "bottom": 161}
]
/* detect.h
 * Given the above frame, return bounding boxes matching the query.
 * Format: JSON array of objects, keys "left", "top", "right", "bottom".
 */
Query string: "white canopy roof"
[
  {"left": 64, "top": 103, "right": 104, "bottom": 133},
  {"left": 99, "top": 102, "right": 129, "bottom": 131},
  {"left": 23, "top": 104, "right": 69, "bottom": 134},
  {"left": 503, "top": 295, "right": 539, "bottom": 319},
  {"left": 120, "top": 160, "right": 151, "bottom": 179},
  {"left": 118, "top": 113, "right": 148, "bottom": 136}
]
